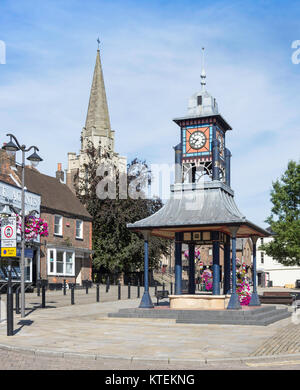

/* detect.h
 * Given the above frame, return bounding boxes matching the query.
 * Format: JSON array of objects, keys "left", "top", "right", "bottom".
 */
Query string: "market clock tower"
[{"left": 173, "top": 48, "right": 232, "bottom": 186}]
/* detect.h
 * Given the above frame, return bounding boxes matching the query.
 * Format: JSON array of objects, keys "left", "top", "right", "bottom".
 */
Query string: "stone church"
[{"left": 66, "top": 48, "right": 127, "bottom": 193}]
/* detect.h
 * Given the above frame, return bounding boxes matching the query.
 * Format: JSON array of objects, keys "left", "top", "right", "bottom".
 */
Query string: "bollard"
[
  {"left": 37, "top": 281, "right": 40, "bottom": 297},
  {"left": 63, "top": 279, "right": 67, "bottom": 296},
  {"left": 128, "top": 283, "right": 131, "bottom": 299},
  {"left": 106, "top": 276, "right": 110, "bottom": 293},
  {"left": 96, "top": 284, "right": 100, "bottom": 302},
  {"left": 155, "top": 281, "right": 157, "bottom": 295},
  {"left": 170, "top": 282, "right": 173, "bottom": 295},
  {"left": 15, "top": 289, "right": 20, "bottom": 315},
  {"left": 71, "top": 284, "right": 75, "bottom": 305},
  {"left": 86, "top": 284, "right": 89, "bottom": 295},
  {"left": 118, "top": 283, "right": 121, "bottom": 300},
  {"left": 163, "top": 282, "right": 165, "bottom": 291},
  {"left": 137, "top": 280, "right": 140, "bottom": 298},
  {"left": 41, "top": 285, "right": 46, "bottom": 308}
]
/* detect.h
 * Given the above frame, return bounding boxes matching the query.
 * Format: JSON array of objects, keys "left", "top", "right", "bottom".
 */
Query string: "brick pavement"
[{"left": 250, "top": 322, "right": 300, "bottom": 356}]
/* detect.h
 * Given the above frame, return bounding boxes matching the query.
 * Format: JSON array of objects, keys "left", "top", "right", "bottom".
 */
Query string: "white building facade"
[{"left": 257, "top": 236, "right": 300, "bottom": 288}]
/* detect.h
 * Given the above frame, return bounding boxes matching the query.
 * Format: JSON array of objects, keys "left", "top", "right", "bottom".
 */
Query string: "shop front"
[{"left": 0, "top": 180, "right": 41, "bottom": 286}]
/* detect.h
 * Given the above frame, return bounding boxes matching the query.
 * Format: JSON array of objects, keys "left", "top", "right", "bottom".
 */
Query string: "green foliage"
[
  {"left": 260, "top": 160, "right": 300, "bottom": 266},
  {"left": 74, "top": 141, "right": 169, "bottom": 273}
]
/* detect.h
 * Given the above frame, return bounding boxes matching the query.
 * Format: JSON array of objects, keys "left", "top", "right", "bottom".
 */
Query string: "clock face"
[{"left": 189, "top": 131, "right": 206, "bottom": 150}]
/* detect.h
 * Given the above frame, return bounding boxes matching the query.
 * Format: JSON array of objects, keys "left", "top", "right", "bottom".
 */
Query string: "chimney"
[
  {"left": 56, "top": 163, "right": 65, "bottom": 183},
  {"left": 0, "top": 147, "right": 16, "bottom": 175}
]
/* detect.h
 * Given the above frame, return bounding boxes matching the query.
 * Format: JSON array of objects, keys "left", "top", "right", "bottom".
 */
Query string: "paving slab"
[{"left": 0, "top": 291, "right": 298, "bottom": 362}]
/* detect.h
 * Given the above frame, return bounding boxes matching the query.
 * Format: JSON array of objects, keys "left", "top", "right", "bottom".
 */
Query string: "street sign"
[
  {"left": 0, "top": 217, "right": 17, "bottom": 257},
  {"left": 1, "top": 248, "right": 17, "bottom": 257}
]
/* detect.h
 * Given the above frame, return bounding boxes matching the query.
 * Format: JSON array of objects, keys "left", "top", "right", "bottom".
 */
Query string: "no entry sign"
[{"left": 1, "top": 217, "right": 17, "bottom": 257}]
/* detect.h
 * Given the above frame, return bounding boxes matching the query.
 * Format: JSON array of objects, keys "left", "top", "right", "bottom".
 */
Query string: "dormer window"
[{"left": 197, "top": 96, "right": 202, "bottom": 106}]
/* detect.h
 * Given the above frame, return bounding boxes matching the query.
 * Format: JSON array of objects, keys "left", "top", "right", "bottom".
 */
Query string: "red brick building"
[{"left": 0, "top": 149, "right": 93, "bottom": 286}]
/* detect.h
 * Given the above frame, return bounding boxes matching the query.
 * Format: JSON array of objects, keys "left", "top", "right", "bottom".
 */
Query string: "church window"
[{"left": 197, "top": 96, "right": 202, "bottom": 106}]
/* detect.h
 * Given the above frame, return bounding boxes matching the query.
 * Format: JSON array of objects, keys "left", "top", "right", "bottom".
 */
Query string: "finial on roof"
[
  {"left": 201, "top": 47, "right": 206, "bottom": 92},
  {"left": 97, "top": 37, "right": 100, "bottom": 51}
]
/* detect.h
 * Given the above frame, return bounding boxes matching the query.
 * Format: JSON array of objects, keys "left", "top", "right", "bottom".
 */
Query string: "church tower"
[{"left": 67, "top": 46, "right": 127, "bottom": 192}]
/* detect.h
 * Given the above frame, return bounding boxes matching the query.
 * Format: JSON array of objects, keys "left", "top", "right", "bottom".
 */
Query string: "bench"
[
  {"left": 155, "top": 290, "right": 169, "bottom": 305},
  {"left": 259, "top": 291, "right": 294, "bottom": 305}
]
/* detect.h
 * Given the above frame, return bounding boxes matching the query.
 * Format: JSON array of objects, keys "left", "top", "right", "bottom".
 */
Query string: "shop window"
[
  {"left": 54, "top": 215, "right": 63, "bottom": 236},
  {"left": 56, "top": 251, "right": 64, "bottom": 274},
  {"left": 47, "top": 248, "right": 75, "bottom": 276},
  {"left": 66, "top": 252, "right": 74, "bottom": 274},
  {"left": 49, "top": 250, "right": 54, "bottom": 273},
  {"left": 76, "top": 220, "right": 83, "bottom": 239},
  {"left": 261, "top": 252, "right": 264, "bottom": 264}
]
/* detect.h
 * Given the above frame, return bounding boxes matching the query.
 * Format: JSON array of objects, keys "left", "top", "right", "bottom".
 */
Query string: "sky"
[{"left": 0, "top": 0, "right": 299, "bottom": 228}]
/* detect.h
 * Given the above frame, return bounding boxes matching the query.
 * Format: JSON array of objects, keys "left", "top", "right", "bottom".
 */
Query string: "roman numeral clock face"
[{"left": 189, "top": 131, "right": 206, "bottom": 150}]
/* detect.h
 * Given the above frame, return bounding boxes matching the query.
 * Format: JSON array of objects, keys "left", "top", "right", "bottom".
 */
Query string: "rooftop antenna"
[{"left": 201, "top": 47, "right": 206, "bottom": 92}]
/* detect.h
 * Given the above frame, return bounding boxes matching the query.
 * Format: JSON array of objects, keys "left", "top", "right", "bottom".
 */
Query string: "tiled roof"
[{"left": 16, "top": 166, "right": 92, "bottom": 220}]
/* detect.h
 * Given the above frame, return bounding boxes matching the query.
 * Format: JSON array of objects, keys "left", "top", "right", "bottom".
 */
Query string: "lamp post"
[{"left": 2, "top": 134, "right": 42, "bottom": 318}]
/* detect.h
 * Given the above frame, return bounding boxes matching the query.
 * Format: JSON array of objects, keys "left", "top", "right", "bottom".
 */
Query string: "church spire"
[{"left": 84, "top": 45, "right": 111, "bottom": 137}]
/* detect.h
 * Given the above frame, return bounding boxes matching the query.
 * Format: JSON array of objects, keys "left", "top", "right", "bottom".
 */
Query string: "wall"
[{"left": 40, "top": 211, "right": 92, "bottom": 284}]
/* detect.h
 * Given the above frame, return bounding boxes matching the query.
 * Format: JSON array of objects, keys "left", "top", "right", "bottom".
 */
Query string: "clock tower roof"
[{"left": 187, "top": 89, "right": 219, "bottom": 117}]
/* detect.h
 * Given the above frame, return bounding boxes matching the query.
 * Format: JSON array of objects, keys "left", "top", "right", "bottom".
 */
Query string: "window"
[
  {"left": 197, "top": 96, "right": 202, "bottom": 106},
  {"left": 54, "top": 215, "right": 63, "bottom": 236},
  {"left": 261, "top": 252, "right": 264, "bottom": 264},
  {"left": 76, "top": 220, "right": 83, "bottom": 239},
  {"left": 49, "top": 250, "right": 55, "bottom": 273},
  {"left": 260, "top": 238, "right": 264, "bottom": 245},
  {"left": 56, "top": 251, "right": 64, "bottom": 273},
  {"left": 47, "top": 249, "right": 75, "bottom": 276}
]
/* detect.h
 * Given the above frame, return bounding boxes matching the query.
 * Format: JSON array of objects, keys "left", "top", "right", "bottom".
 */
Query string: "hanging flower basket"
[{"left": 0, "top": 214, "right": 49, "bottom": 242}]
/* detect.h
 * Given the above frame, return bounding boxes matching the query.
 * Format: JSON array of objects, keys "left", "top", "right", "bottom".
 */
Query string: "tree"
[
  {"left": 260, "top": 160, "right": 300, "bottom": 266},
  {"left": 74, "top": 140, "right": 169, "bottom": 275}
]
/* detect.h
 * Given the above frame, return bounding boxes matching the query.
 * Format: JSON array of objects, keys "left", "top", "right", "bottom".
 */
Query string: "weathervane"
[{"left": 201, "top": 47, "right": 206, "bottom": 91}]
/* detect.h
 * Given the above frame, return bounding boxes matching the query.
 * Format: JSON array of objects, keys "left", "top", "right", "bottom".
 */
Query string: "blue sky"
[{"left": 0, "top": 0, "right": 299, "bottom": 228}]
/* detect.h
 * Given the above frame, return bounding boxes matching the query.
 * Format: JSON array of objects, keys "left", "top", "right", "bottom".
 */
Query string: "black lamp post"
[
  {"left": 2, "top": 134, "right": 42, "bottom": 318},
  {"left": 1, "top": 204, "right": 18, "bottom": 336}
]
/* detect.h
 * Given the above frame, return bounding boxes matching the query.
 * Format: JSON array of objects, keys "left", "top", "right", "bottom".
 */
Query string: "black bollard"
[
  {"left": 137, "top": 280, "right": 140, "bottom": 298},
  {"left": 63, "top": 279, "right": 67, "bottom": 296},
  {"left": 96, "top": 284, "right": 100, "bottom": 302},
  {"left": 42, "top": 285, "right": 46, "bottom": 308},
  {"left": 170, "top": 282, "right": 173, "bottom": 295},
  {"left": 71, "top": 284, "right": 75, "bottom": 305},
  {"left": 128, "top": 282, "right": 131, "bottom": 299},
  {"left": 37, "top": 280, "right": 40, "bottom": 297},
  {"left": 118, "top": 283, "right": 121, "bottom": 300},
  {"left": 15, "top": 289, "right": 20, "bottom": 315},
  {"left": 86, "top": 284, "right": 89, "bottom": 295},
  {"left": 106, "top": 276, "right": 110, "bottom": 293}
]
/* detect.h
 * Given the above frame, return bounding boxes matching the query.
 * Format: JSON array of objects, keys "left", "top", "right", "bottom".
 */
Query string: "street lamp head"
[
  {"left": 2, "top": 139, "right": 19, "bottom": 152},
  {"left": 27, "top": 149, "right": 43, "bottom": 168}
]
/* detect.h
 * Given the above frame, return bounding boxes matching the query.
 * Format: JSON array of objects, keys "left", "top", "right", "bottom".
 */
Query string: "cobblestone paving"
[{"left": 250, "top": 323, "right": 300, "bottom": 356}]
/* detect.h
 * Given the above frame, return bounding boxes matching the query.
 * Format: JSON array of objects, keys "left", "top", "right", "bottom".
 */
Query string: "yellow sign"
[{"left": 1, "top": 248, "right": 17, "bottom": 257}]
